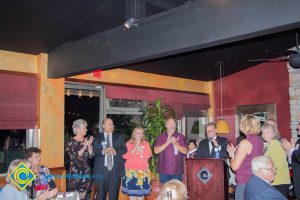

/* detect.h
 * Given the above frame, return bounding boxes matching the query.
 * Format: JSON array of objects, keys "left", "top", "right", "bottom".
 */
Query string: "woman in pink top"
[
  {"left": 122, "top": 127, "right": 152, "bottom": 199},
  {"left": 227, "top": 114, "right": 264, "bottom": 200}
]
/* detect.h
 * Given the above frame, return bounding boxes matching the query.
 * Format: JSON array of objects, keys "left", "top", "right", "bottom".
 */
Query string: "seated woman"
[
  {"left": 156, "top": 179, "right": 188, "bottom": 200},
  {"left": 0, "top": 159, "right": 58, "bottom": 200},
  {"left": 25, "top": 147, "right": 57, "bottom": 191}
]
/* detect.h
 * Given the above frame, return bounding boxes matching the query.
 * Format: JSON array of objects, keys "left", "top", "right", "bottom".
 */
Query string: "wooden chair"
[{"left": 90, "top": 183, "right": 99, "bottom": 200}]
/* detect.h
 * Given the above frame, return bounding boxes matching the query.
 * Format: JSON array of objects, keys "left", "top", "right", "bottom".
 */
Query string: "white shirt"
[
  {"left": 103, "top": 132, "right": 114, "bottom": 168},
  {"left": 208, "top": 136, "right": 222, "bottom": 154},
  {"left": 257, "top": 174, "right": 272, "bottom": 185}
]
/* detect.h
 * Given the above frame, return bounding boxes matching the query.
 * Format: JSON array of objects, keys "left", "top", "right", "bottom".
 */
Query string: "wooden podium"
[{"left": 186, "top": 158, "right": 228, "bottom": 200}]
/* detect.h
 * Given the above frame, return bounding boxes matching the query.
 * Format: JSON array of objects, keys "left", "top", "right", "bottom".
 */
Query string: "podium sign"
[{"left": 186, "top": 158, "right": 228, "bottom": 200}]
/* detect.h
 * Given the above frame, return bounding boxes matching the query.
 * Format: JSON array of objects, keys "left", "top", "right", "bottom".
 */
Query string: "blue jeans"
[{"left": 159, "top": 173, "right": 182, "bottom": 184}]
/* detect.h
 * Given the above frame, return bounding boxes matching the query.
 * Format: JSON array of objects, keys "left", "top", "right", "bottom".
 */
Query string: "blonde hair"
[
  {"left": 156, "top": 179, "right": 188, "bottom": 200},
  {"left": 6, "top": 159, "right": 31, "bottom": 185},
  {"left": 240, "top": 114, "right": 261, "bottom": 135},
  {"left": 129, "top": 127, "right": 145, "bottom": 143}
]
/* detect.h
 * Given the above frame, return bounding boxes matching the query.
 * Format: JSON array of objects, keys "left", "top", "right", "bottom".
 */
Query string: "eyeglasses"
[{"left": 260, "top": 166, "right": 276, "bottom": 172}]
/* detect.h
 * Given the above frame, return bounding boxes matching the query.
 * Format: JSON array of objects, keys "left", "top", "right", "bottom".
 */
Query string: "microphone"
[{"left": 209, "top": 138, "right": 215, "bottom": 146}]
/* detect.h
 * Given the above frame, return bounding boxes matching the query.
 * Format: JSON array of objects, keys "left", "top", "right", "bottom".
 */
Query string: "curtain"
[
  {"left": 105, "top": 85, "right": 210, "bottom": 118},
  {"left": 0, "top": 73, "right": 38, "bottom": 129}
]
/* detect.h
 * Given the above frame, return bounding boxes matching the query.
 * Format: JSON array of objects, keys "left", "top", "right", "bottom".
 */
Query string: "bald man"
[{"left": 93, "top": 118, "right": 127, "bottom": 200}]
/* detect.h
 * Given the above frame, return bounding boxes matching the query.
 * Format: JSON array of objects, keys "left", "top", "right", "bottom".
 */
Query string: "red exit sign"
[{"left": 92, "top": 70, "right": 102, "bottom": 79}]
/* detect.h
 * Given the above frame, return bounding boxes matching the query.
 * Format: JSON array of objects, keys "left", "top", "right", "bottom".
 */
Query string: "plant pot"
[
  {"left": 145, "top": 172, "right": 161, "bottom": 200},
  {"left": 145, "top": 180, "right": 161, "bottom": 200}
]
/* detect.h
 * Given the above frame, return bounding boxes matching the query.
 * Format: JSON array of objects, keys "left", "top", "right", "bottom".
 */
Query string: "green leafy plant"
[{"left": 143, "top": 98, "right": 176, "bottom": 178}]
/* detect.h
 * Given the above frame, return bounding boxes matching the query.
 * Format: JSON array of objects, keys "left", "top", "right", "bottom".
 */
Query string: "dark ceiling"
[
  {"left": 0, "top": 0, "right": 186, "bottom": 54},
  {"left": 0, "top": 0, "right": 299, "bottom": 81},
  {"left": 126, "top": 30, "right": 297, "bottom": 81}
]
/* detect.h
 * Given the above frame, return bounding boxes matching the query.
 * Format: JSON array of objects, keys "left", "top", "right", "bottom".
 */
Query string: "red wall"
[{"left": 214, "top": 62, "right": 291, "bottom": 143}]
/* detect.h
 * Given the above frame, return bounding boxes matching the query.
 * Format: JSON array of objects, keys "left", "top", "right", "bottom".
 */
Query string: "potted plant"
[{"left": 143, "top": 98, "right": 176, "bottom": 199}]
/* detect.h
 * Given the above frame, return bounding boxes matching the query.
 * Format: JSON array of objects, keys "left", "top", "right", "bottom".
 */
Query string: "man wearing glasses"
[{"left": 244, "top": 156, "right": 287, "bottom": 200}]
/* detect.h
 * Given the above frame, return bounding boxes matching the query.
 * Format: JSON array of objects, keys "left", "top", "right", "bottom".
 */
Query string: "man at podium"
[{"left": 195, "top": 122, "right": 229, "bottom": 159}]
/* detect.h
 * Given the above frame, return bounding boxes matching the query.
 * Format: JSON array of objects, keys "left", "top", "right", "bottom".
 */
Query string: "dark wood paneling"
[{"left": 186, "top": 158, "right": 228, "bottom": 200}]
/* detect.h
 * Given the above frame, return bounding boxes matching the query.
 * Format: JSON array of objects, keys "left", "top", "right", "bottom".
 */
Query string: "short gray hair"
[
  {"left": 72, "top": 119, "right": 87, "bottom": 135},
  {"left": 6, "top": 159, "right": 31, "bottom": 184},
  {"left": 261, "top": 123, "right": 277, "bottom": 139},
  {"left": 251, "top": 156, "right": 272, "bottom": 174}
]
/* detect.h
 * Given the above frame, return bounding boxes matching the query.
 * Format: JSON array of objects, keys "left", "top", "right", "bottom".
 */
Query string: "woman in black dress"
[{"left": 67, "top": 119, "right": 94, "bottom": 200}]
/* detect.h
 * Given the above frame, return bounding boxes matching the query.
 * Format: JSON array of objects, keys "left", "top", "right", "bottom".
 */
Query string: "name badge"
[{"left": 101, "top": 141, "right": 107, "bottom": 148}]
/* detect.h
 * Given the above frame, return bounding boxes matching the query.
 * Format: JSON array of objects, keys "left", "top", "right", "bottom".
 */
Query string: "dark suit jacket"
[
  {"left": 245, "top": 175, "right": 287, "bottom": 200},
  {"left": 195, "top": 136, "right": 229, "bottom": 159},
  {"left": 93, "top": 132, "right": 127, "bottom": 180},
  {"left": 292, "top": 149, "right": 300, "bottom": 164},
  {"left": 292, "top": 149, "right": 300, "bottom": 199}
]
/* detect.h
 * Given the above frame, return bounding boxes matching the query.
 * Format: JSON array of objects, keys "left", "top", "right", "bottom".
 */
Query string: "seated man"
[{"left": 244, "top": 156, "right": 287, "bottom": 200}]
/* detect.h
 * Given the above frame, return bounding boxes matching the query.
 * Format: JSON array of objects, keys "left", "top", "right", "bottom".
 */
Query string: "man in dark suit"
[
  {"left": 196, "top": 122, "right": 229, "bottom": 159},
  {"left": 245, "top": 156, "right": 287, "bottom": 200},
  {"left": 93, "top": 118, "right": 127, "bottom": 200}
]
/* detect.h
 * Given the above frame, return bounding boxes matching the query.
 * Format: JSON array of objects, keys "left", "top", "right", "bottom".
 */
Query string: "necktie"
[{"left": 106, "top": 135, "right": 113, "bottom": 170}]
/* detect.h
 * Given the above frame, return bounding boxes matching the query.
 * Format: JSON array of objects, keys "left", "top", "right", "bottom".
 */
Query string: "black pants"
[
  {"left": 96, "top": 168, "right": 121, "bottom": 200},
  {"left": 292, "top": 163, "right": 300, "bottom": 199},
  {"left": 273, "top": 184, "right": 290, "bottom": 197}
]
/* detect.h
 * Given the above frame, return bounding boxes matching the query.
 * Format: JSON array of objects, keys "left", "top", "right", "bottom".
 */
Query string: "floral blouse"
[{"left": 32, "top": 165, "right": 56, "bottom": 188}]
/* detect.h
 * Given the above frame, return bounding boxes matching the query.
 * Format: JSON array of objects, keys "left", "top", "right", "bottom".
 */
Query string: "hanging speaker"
[{"left": 289, "top": 53, "right": 300, "bottom": 69}]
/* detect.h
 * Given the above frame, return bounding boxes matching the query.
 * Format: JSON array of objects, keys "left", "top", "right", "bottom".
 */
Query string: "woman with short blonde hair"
[
  {"left": 239, "top": 114, "right": 261, "bottom": 135},
  {"left": 6, "top": 159, "right": 31, "bottom": 184},
  {"left": 227, "top": 114, "right": 264, "bottom": 200},
  {"left": 0, "top": 159, "right": 58, "bottom": 200}
]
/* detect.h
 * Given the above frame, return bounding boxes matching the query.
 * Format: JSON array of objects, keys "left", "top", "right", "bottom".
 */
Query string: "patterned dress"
[
  {"left": 67, "top": 138, "right": 94, "bottom": 192},
  {"left": 122, "top": 140, "right": 152, "bottom": 196},
  {"left": 32, "top": 165, "right": 56, "bottom": 190}
]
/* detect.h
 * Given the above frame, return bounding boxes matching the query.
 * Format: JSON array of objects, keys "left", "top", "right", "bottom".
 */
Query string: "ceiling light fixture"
[
  {"left": 124, "top": 17, "right": 138, "bottom": 29},
  {"left": 215, "top": 61, "right": 230, "bottom": 134}
]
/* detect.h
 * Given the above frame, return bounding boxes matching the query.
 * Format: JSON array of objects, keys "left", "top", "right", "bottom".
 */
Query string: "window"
[
  {"left": 185, "top": 110, "right": 208, "bottom": 141},
  {"left": 0, "top": 130, "right": 26, "bottom": 174},
  {"left": 106, "top": 99, "right": 146, "bottom": 141},
  {"left": 235, "top": 103, "right": 276, "bottom": 137}
]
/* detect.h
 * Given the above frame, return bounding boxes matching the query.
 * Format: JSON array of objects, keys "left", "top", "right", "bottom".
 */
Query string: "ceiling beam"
[
  {"left": 48, "top": 0, "right": 300, "bottom": 78},
  {"left": 145, "top": 0, "right": 179, "bottom": 10}
]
